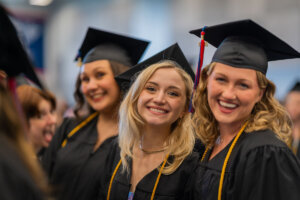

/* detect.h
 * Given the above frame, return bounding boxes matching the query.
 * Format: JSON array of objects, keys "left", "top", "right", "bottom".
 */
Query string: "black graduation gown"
[
  {"left": 185, "top": 129, "right": 300, "bottom": 200},
  {"left": 42, "top": 115, "right": 117, "bottom": 200},
  {"left": 103, "top": 139, "right": 199, "bottom": 200},
  {"left": 0, "top": 135, "right": 45, "bottom": 200},
  {"left": 297, "top": 143, "right": 300, "bottom": 159}
]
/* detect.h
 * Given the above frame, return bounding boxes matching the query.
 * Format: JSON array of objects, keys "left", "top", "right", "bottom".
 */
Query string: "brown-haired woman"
[
  {"left": 42, "top": 28, "right": 149, "bottom": 200},
  {"left": 186, "top": 19, "right": 300, "bottom": 200},
  {"left": 17, "top": 85, "right": 57, "bottom": 158}
]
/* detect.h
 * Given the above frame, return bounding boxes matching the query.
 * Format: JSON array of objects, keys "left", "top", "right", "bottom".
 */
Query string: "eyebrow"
[
  {"left": 147, "top": 81, "right": 181, "bottom": 90},
  {"left": 214, "top": 72, "right": 252, "bottom": 83}
]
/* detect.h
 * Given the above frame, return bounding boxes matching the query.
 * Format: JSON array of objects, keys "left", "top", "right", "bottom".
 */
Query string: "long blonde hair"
[
  {"left": 119, "top": 60, "right": 194, "bottom": 175},
  {"left": 192, "top": 63, "right": 292, "bottom": 148}
]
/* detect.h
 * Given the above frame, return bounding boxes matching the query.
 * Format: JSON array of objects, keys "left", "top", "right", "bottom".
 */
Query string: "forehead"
[
  {"left": 286, "top": 92, "right": 300, "bottom": 102},
  {"left": 80, "top": 59, "right": 112, "bottom": 74},
  {"left": 212, "top": 63, "right": 258, "bottom": 81},
  {"left": 148, "top": 68, "right": 185, "bottom": 88},
  {"left": 38, "top": 99, "right": 53, "bottom": 110}
]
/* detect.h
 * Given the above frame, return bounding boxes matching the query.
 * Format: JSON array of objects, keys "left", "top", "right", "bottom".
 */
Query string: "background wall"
[{"left": 2, "top": 0, "right": 300, "bottom": 105}]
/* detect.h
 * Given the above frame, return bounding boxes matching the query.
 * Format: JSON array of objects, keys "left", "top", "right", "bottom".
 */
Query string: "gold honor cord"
[
  {"left": 61, "top": 112, "right": 99, "bottom": 148},
  {"left": 201, "top": 121, "right": 248, "bottom": 200},
  {"left": 107, "top": 154, "right": 170, "bottom": 200}
]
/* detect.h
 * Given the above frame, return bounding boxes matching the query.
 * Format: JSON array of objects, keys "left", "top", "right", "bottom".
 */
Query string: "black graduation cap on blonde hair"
[
  {"left": 190, "top": 19, "right": 300, "bottom": 75},
  {"left": 290, "top": 81, "right": 300, "bottom": 92},
  {"left": 0, "top": 5, "right": 43, "bottom": 88},
  {"left": 75, "top": 27, "right": 150, "bottom": 67},
  {"left": 115, "top": 43, "right": 195, "bottom": 91}
]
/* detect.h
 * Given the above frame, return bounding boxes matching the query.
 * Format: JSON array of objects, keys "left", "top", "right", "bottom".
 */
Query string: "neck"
[
  {"left": 292, "top": 121, "right": 300, "bottom": 140},
  {"left": 141, "top": 125, "right": 170, "bottom": 150},
  {"left": 218, "top": 121, "right": 244, "bottom": 145}
]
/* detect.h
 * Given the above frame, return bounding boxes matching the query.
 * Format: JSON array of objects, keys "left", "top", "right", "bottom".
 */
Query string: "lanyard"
[
  {"left": 107, "top": 154, "right": 170, "bottom": 200},
  {"left": 201, "top": 121, "right": 248, "bottom": 200}
]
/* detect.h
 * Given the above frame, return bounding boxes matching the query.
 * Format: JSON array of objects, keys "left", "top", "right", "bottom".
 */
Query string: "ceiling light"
[{"left": 29, "top": 0, "right": 53, "bottom": 6}]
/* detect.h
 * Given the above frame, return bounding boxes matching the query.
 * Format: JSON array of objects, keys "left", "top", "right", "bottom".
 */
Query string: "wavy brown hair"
[
  {"left": 192, "top": 63, "right": 292, "bottom": 148},
  {"left": 16, "top": 85, "right": 56, "bottom": 124},
  {"left": 73, "top": 60, "right": 129, "bottom": 120},
  {"left": 119, "top": 60, "right": 195, "bottom": 175}
]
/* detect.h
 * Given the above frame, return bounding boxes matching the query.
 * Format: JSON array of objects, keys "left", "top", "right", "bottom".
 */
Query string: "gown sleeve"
[
  {"left": 41, "top": 117, "right": 76, "bottom": 177},
  {"left": 229, "top": 145, "right": 300, "bottom": 200}
]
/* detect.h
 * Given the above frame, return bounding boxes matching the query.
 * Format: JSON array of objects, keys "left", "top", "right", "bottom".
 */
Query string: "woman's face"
[
  {"left": 80, "top": 60, "right": 120, "bottom": 113},
  {"left": 137, "top": 68, "right": 186, "bottom": 129},
  {"left": 206, "top": 63, "right": 263, "bottom": 128},
  {"left": 285, "top": 91, "right": 300, "bottom": 122},
  {"left": 28, "top": 99, "right": 57, "bottom": 151}
]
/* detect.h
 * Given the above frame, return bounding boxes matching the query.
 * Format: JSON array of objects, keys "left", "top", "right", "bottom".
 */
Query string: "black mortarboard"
[
  {"left": 0, "top": 5, "right": 43, "bottom": 88},
  {"left": 75, "top": 27, "right": 150, "bottom": 66},
  {"left": 290, "top": 81, "right": 300, "bottom": 92},
  {"left": 115, "top": 43, "right": 195, "bottom": 91},
  {"left": 190, "top": 19, "right": 300, "bottom": 75}
]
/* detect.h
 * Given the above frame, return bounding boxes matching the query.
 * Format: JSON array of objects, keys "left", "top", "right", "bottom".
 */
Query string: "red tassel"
[{"left": 189, "top": 27, "right": 207, "bottom": 113}]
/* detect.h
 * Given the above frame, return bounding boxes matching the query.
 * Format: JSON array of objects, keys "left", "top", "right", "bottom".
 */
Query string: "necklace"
[
  {"left": 215, "top": 135, "right": 224, "bottom": 145},
  {"left": 139, "top": 140, "right": 168, "bottom": 154}
]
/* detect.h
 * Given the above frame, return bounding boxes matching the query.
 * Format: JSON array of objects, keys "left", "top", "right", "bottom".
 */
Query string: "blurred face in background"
[
  {"left": 80, "top": 59, "right": 120, "bottom": 113},
  {"left": 28, "top": 98, "right": 57, "bottom": 152},
  {"left": 285, "top": 91, "right": 300, "bottom": 123}
]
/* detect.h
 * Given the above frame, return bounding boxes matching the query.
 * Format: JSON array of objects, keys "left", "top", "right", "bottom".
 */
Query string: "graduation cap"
[
  {"left": 0, "top": 5, "right": 43, "bottom": 88},
  {"left": 289, "top": 81, "right": 300, "bottom": 92},
  {"left": 115, "top": 43, "right": 195, "bottom": 91},
  {"left": 75, "top": 27, "right": 150, "bottom": 66},
  {"left": 190, "top": 19, "right": 300, "bottom": 75}
]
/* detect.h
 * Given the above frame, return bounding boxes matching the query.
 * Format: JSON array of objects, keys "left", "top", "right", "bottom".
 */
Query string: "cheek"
[{"left": 80, "top": 84, "right": 87, "bottom": 95}]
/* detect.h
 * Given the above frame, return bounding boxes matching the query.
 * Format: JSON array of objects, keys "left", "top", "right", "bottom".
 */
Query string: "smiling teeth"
[
  {"left": 92, "top": 94, "right": 104, "bottom": 98},
  {"left": 219, "top": 101, "right": 237, "bottom": 108},
  {"left": 149, "top": 108, "right": 166, "bottom": 113}
]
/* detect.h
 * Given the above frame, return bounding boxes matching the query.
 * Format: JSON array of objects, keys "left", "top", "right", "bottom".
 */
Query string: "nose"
[
  {"left": 153, "top": 91, "right": 166, "bottom": 104},
  {"left": 222, "top": 85, "right": 236, "bottom": 100},
  {"left": 86, "top": 78, "right": 98, "bottom": 91},
  {"left": 46, "top": 112, "right": 57, "bottom": 125}
]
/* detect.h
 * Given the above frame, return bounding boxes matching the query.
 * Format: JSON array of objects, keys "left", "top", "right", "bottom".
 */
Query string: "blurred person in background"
[
  {"left": 285, "top": 81, "right": 300, "bottom": 158},
  {"left": 0, "top": 4, "right": 50, "bottom": 199},
  {"left": 17, "top": 85, "right": 57, "bottom": 159},
  {"left": 42, "top": 27, "right": 149, "bottom": 200}
]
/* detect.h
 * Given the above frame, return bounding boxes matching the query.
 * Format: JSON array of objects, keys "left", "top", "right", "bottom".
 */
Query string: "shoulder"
[{"left": 239, "top": 129, "right": 287, "bottom": 151}]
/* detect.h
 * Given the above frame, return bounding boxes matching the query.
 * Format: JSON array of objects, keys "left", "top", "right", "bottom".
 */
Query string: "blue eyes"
[
  {"left": 168, "top": 92, "right": 179, "bottom": 97},
  {"left": 145, "top": 86, "right": 179, "bottom": 97},
  {"left": 216, "top": 77, "right": 225, "bottom": 82},
  {"left": 215, "top": 77, "right": 249, "bottom": 89},
  {"left": 146, "top": 87, "right": 156, "bottom": 92},
  {"left": 240, "top": 83, "right": 249, "bottom": 89}
]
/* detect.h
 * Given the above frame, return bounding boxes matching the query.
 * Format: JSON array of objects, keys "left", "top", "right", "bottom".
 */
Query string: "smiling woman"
[
  {"left": 104, "top": 44, "right": 199, "bottom": 200},
  {"left": 186, "top": 19, "right": 300, "bottom": 200},
  {"left": 41, "top": 27, "right": 149, "bottom": 200},
  {"left": 16, "top": 84, "right": 57, "bottom": 156}
]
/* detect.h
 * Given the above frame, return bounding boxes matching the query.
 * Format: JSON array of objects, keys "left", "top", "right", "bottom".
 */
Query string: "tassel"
[
  {"left": 189, "top": 27, "right": 207, "bottom": 113},
  {"left": 76, "top": 51, "right": 82, "bottom": 67}
]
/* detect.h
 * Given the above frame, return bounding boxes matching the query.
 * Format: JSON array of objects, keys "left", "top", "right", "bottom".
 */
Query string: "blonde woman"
[
  {"left": 105, "top": 44, "right": 199, "bottom": 200},
  {"left": 186, "top": 20, "right": 300, "bottom": 200}
]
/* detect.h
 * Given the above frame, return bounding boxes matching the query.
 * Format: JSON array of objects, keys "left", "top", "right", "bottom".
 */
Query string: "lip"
[
  {"left": 147, "top": 106, "right": 169, "bottom": 115},
  {"left": 43, "top": 130, "right": 54, "bottom": 143},
  {"left": 217, "top": 100, "right": 238, "bottom": 114},
  {"left": 89, "top": 93, "right": 105, "bottom": 102}
]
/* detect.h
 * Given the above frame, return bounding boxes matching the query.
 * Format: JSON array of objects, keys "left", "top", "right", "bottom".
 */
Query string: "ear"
[{"left": 256, "top": 88, "right": 265, "bottom": 103}]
